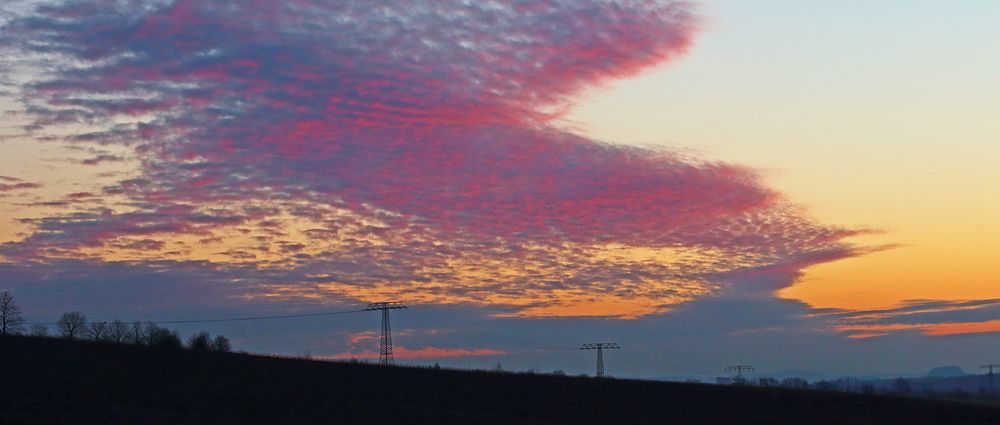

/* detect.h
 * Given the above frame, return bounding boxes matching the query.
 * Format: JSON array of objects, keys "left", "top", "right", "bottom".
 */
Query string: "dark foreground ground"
[{"left": 2, "top": 336, "right": 999, "bottom": 425}]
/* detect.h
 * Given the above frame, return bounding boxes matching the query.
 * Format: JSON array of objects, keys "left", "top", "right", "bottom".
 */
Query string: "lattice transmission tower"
[
  {"left": 366, "top": 302, "right": 406, "bottom": 366},
  {"left": 725, "top": 365, "right": 755, "bottom": 382},
  {"left": 580, "top": 343, "right": 620, "bottom": 377},
  {"left": 982, "top": 364, "right": 1000, "bottom": 394}
]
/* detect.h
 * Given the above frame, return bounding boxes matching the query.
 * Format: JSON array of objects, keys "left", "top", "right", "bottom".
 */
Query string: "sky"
[{"left": 0, "top": 0, "right": 998, "bottom": 378}]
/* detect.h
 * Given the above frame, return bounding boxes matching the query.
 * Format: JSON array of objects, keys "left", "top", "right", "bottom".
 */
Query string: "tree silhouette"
[
  {"left": 29, "top": 324, "right": 48, "bottom": 337},
  {"left": 781, "top": 378, "right": 810, "bottom": 390},
  {"left": 150, "top": 327, "right": 181, "bottom": 349},
  {"left": 142, "top": 321, "right": 160, "bottom": 345},
  {"left": 56, "top": 311, "right": 87, "bottom": 339},
  {"left": 86, "top": 321, "right": 108, "bottom": 341},
  {"left": 758, "top": 377, "right": 779, "bottom": 387},
  {"left": 814, "top": 381, "right": 836, "bottom": 391},
  {"left": 0, "top": 291, "right": 25, "bottom": 335},
  {"left": 211, "top": 335, "right": 231, "bottom": 352},
  {"left": 129, "top": 321, "right": 145, "bottom": 345},
  {"left": 187, "top": 331, "right": 211, "bottom": 351},
  {"left": 107, "top": 320, "right": 129, "bottom": 343}
]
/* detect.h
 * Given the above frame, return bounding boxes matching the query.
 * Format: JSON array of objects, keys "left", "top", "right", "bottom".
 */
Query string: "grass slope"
[{"left": 1, "top": 336, "right": 998, "bottom": 425}]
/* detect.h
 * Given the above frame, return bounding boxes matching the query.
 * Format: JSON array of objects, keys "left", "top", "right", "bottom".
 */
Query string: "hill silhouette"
[{"left": 1, "top": 335, "right": 998, "bottom": 424}]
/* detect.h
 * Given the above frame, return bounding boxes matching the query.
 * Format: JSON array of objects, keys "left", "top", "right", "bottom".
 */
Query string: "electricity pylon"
[
  {"left": 982, "top": 364, "right": 1000, "bottom": 394},
  {"left": 366, "top": 302, "right": 406, "bottom": 366},
  {"left": 725, "top": 365, "right": 755, "bottom": 382},
  {"left": 580, "top": 343, "right": 620, "bottom": 377}
]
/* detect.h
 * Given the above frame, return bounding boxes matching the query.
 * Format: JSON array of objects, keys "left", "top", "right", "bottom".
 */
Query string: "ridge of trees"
[{"left": 0, "top": 291, "right": 231, "bottom": 352}]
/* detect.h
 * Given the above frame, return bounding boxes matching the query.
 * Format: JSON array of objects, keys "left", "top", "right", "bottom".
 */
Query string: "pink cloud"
[
  {"left": 0, "top": 1, "right": 877, "bottom": 313},
  {"left": 0, "top": 175, "right": 41, "bottom": 194}
]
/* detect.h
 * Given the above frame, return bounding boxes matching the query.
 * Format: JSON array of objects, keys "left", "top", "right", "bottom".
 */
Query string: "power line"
[
  {"left": 24, "top": 307, "right": 369, "bottom": 326},
  {"left": 461, "top": 328, "right": 579, "bottom": 352}
]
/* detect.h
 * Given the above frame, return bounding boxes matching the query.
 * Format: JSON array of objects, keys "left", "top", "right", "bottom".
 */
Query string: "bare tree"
[
  {"left": 758, "top": 377, "right": 779, "bottom": 387},
  {"left": 187, "top": 331, "right": 211, "bottom": 351},
  {"left": 108, "top": 320, "right": 129, "bottom": 343},
  {"left": 211, "top": 335, "right": 232, "bottom": 352},
  {"left": 142, "top": 321, "right": 159, "bottom": 345},
  {"left": 30, "top": 324, "right": 48, "bottom": 337},
  {"left": 781, "top": 378, "right": 810, "bottom": 390},
  {"left": 86, "top": 320, "right": 108, "bottom": 341},
  {"left": 129, "top": 321, "right": 144, "bottom": 344},
  {"left": 0, "top": 290, "right": 25, "bottom": 335},
  {"left": 56, "top": 311, "right": 87, "bottom": 339}
]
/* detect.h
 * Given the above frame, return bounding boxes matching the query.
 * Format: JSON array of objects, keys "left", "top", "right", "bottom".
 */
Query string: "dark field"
[{"left": 1, "top": 336, "right": 998, "bottom": 425}]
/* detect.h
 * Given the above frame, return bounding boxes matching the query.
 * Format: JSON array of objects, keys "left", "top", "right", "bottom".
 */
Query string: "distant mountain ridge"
[{"left": 928, "top": 366, "right": 968, "bottom": 377}]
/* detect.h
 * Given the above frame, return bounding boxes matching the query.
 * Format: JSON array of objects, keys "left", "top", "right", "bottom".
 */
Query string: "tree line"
[
  {"left": 723, "top": 375, "right": 1000, "bottom": 402},
  {"left": 0, "top": 290, "right": 231, "bottom": 352}
]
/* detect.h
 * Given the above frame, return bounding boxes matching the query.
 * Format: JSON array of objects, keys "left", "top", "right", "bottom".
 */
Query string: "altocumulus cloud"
[{"left": 0, "top": 0, "right": 873, "bottom": 317}]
